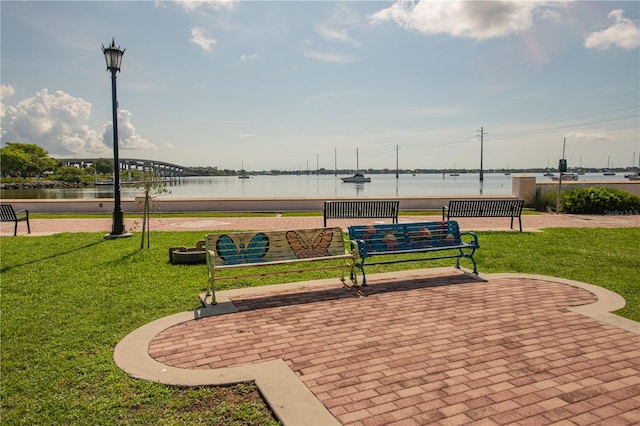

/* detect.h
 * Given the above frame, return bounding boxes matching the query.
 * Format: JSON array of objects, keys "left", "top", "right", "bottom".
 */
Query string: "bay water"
[{"left": 0, "top": 173, "right": 625, "bottom": 200}]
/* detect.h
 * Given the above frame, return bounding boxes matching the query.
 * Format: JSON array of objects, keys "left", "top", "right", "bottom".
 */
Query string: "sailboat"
[
  {"left": 449, "top": 162, "right": 460, "bottom": 177},
  {"left": 341, "top": 148, "right": 371, "bottom": 183},
  {"left": 603, "top": 156, "right": 615, "bottom": 175},
  {"left": 238, "top": 162, "right": 250, "bottom": 179}
]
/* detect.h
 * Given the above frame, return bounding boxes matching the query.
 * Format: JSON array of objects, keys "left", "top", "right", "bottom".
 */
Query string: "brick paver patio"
[{"left": 148, "top": 272, "right": 640, "bottom": 425}]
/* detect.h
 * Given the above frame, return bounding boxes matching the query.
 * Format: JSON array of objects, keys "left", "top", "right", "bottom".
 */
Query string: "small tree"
[{"left": 136, "top": 172, "right": 170, "bottom": 249}]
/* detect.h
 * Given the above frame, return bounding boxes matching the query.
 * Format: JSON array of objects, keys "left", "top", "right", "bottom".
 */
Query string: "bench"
[
  {"left": 1, "top": 204, "right": 31, "bottom": 236},
  {"left": 324, "top": 200, "right": 399, "bottom": 227},
  {"left": 443, "top": 199, "right": 525, "bottom": 231},
  {"left": 205, "top": 227, "right": 358, "bottom": 304},
  {"left": 348, "top": 221, "right": 479, "bottom": 285}
]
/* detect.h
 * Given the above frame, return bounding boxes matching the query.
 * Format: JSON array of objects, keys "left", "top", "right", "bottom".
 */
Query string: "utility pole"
[
  {"left": 477, "top": 127, "right": 486, "bottom": 182},
  {"left": 334, "top": 147, "right": 337, "bottom": 176},
  {"left": 395, "top": 144, "right": 399, "bottom": 179},
  {"left": 316, "top": 153, "right": 319, "bottom": 175}
]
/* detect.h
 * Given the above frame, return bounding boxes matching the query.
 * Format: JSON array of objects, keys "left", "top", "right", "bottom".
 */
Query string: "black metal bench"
[
  {"left": 443, "top": 199, "right": 525, "bottom": 231},
  {"left": 348, "top": 221, "right": 479, "bottom": 285},
  {"left": 324, "top": 200, "right": 399, "bottom": 227},
  {"left": 1, "top": 204, "right": 31, "bottom": 236}
]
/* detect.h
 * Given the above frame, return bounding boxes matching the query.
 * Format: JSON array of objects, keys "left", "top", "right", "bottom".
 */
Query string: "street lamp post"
[{"left": 102, "top": 38, "right": 131, "bottom": 239}]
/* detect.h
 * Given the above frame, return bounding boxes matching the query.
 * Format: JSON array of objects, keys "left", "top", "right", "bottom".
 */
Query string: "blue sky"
[{"left": 1, "top": 1, "right": 639, "bottom": 171}]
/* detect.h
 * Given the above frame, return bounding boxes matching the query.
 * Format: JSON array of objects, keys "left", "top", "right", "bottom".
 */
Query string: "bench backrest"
[
  {"left": 447, "top": 199, "right": 524, "bottom": 218},
  {"left": 324, "top": 200, "right": 399, "bottom": 219},
  {"left": 206, "top": 227, "right": 348, "bottom": 266},
  {"left": 348, "top": 221, "right": 464, "bottom": 253},
  {"left": 0, "top": 204, "right": 18, "bottom": 221}
]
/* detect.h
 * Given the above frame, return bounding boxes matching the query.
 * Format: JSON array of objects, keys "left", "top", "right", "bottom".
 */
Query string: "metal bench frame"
[
  {"left": 205, "top": 227, "right": 358, "bottom": 304},
  {"left": 1, "top": 204, "right": 31, "bottom": 236},
  {"left": 324, "top": 200, "right": 399, "bottom": 226},
  {"left": 443, "top": 199, "right": 525, "bottom": 231},
  {"left": 348, "top": 220, "right": 479, "bottom": 285}
]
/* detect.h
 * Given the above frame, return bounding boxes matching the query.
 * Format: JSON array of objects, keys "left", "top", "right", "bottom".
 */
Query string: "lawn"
[{"left": 1, "top": 227, "right": 638, "bottom": 424}]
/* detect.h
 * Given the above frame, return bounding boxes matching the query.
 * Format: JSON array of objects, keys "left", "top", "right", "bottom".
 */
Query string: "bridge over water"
[{"left": 56, "top": 158, "right": 205, "bottom": 177}]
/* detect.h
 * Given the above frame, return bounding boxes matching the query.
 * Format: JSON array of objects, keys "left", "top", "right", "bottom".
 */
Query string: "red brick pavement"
[{"left": 149, "top": 273, "right": 640, "bottom": 425}]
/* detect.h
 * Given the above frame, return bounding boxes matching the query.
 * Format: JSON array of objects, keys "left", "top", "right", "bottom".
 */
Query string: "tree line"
[{"left": 1, "top": 142, "right": 123, "bottom": 183}]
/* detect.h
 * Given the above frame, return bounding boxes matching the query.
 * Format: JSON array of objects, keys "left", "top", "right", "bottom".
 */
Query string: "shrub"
[
  {"left": 560, "top": 187, "right": 640, "bottom": 214},
  {"left": 531, "top": 186, "right": 558, "bottom": 212}
]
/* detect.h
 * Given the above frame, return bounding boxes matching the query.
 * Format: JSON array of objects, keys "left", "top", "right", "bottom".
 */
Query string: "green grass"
[{"left": 1, "top": 227, "right": 638, "bottom": 424}]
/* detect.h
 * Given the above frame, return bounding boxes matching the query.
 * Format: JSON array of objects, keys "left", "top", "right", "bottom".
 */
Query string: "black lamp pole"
[{"left": 102, "top": 38, "right": 130, "bottom": 239}]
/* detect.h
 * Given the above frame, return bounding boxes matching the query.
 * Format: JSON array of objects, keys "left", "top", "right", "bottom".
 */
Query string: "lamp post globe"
[{"left": 102, "top": 38, "right": 131, "bottom": 239}]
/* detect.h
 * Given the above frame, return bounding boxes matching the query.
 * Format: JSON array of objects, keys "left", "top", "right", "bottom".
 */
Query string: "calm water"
[{"left": 0, "top": 173, "right": 627, "bottom": 199}]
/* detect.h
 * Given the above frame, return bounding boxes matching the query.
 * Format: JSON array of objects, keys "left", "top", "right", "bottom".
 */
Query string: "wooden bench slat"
[{"left": 205, "top": 227, "right": 358, "bottom": 304}]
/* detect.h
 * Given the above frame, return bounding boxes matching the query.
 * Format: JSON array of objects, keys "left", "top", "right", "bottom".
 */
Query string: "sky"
[{"left": 1, "top": 0, "right": 639, "bottom": 172}]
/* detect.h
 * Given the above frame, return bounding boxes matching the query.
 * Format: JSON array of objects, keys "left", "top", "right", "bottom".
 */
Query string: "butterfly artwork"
[
  {"left": 215, "top": 233, "right": 270, "bottom": 265},
  {"left": 285, "top": 229, "right": 334, "bottom": 259}
]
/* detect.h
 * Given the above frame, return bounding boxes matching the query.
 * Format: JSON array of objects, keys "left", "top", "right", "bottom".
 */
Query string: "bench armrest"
[
  {"left": 353, "top": 239, "right": 368, "bottom": 258},
  {"left": 459, "top": 231, "right": 479, "bottom": 247}
]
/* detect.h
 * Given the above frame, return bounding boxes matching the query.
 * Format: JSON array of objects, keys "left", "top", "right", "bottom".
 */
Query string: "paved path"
[
  {"left": 2, "top": 212, "right": 639, "bottom": 236},
  {"left": 115, "top": 269, "right": 640, "bottom": 425}
]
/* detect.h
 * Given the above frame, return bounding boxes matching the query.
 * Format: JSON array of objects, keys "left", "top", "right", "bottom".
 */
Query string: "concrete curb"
[{"left": 113, "top": 269, "right": 639, "bottom": 425}]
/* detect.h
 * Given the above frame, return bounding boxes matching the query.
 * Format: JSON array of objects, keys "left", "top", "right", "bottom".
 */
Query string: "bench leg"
[
  {"left": 355, "top": 261, "right": 367, "bottom": 286},
  {"left": 14, "top": 221, "right": 18, "bottom": 236},
  {"left": 456, "top": 249, "right": 478, "bottom": 274}
]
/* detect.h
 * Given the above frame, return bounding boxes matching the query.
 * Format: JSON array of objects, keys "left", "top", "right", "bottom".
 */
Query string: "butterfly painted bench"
[
  {"left": 204, "top": 227, "right": 358, "bottom": 304},
  {"left": 323, "top": 200, "right": 400, "bottom": 227},
  {"left": 443, "top": 199, "right": 524, "bottom": 231},
  {"left": 348, "top": 220, "right": 479, "bottom": 286}
]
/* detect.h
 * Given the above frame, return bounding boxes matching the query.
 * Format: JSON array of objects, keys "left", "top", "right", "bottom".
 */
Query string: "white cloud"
[
  {"left": 565, "top": 131, "right": 609, "bottom": 141},
  {"left": 369, "top": 0, "right": 553, "bottom": 40},
  {"left": 174, "top": 0, "right": 238, "bottom": 13},
  {"left": 190, "top": 27, "right": 216, "bottom": 52},
  {"left": 1, "top": 89, "right": 154, "bottom": 157},
  {"left": 584, "top": 9, "right": 640, "bottom": 50},
  {"left": 1, "top": 84, "right": 15, "bottom": 99},
  {"left": 1, "top": 89, "right": 108, "bottom": 156},
  {"left": 316, "top": 23, "right": 361, "bottom": 47},
  {"left": 0, "top": 84, "right": 17, "bottom": 138},
  {"left": 103, "top": 110, "right": 156, "bottom": 152},
  {"left": 240, "top": 53, "right": 259, "bottom": 61},
  {"left": 315, "top": 6, "right": 363, "bottom": 48},
  {"left": 299, "top": 48, "right": 358, "bottom": 64}
]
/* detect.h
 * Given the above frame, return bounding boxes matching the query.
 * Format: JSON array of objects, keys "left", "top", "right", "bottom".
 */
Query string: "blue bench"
[{"left": 348, "top": 221, "right": 479, "bottom": 285}]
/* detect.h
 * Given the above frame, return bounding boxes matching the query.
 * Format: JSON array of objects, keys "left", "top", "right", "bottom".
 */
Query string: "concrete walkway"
[
  {"left": 2, "top": 212, "right": 639, "bottom": 236},
  {"left": 114, "top": 269, "right": 640, "bottom": 425}
]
